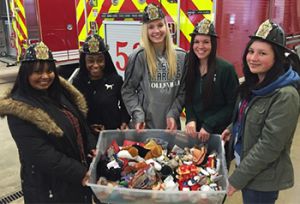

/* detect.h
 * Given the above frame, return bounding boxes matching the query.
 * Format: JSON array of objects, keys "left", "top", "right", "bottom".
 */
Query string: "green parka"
[{"left": 229, "top": 85, "right": 300, "bottom": 191}]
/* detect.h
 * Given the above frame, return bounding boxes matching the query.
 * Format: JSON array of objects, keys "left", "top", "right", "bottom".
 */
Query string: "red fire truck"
[{"left": 1, "top": 0, "right": 300, "bottom": 77}]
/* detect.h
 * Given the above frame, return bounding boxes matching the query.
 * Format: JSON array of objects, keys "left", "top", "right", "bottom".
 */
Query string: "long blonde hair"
[{"left": 140, "top": 19, "right": 177, "bottom": 79}]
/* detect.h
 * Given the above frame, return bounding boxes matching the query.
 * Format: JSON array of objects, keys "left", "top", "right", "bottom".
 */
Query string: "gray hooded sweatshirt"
[{"left": 121, "top": 47, "right": 186, "bottom": 129}]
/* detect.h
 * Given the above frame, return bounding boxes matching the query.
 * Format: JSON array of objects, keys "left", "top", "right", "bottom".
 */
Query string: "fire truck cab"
[{"left": 1, "top": 0, "right": 79, "bottom": 65}]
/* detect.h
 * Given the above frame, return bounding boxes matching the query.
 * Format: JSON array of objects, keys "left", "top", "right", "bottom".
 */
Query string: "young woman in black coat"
[
  {"left": 0, "top": 42, "right": 96, "bottom": 203},
  {"left": 73, "top": 34, "right": 130, "bottom": 135}
]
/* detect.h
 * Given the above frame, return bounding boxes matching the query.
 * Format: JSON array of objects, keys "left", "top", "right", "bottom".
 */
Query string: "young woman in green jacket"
[
  {"left": 185, "top": 18, "right": 238, "bottom": 141},
  {"left": 185, "top": 19, "right": 239, "bottom": 169},
  {"left": 222, "top": 20, "right": 300, "bottom": 204}
]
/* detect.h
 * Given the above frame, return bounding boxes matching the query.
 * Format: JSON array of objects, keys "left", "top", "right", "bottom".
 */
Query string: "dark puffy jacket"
[{"left": 0, "top": 78, "right": 96, "bottom": 203}]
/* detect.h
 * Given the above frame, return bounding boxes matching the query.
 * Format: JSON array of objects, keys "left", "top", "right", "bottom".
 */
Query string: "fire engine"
[{"left": 0, "top": 0, "right": 300, "bottom": 77}]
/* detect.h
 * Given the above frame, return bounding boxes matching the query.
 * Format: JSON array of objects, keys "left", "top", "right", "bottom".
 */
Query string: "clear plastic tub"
[{"left": 87, "top": 129, "right": 228, "bottom": 204}]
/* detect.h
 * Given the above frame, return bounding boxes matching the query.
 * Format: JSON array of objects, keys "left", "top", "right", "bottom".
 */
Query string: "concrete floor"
[
  {"left": 0, "top": 61, "right": 300, "bottom": 203},
  {"left": 0, "top": 63, "right": 22, "bottom": 203}
]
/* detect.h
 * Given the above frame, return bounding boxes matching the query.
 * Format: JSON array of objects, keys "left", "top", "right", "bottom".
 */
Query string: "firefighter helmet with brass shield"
[
  {"left": 81, "top": 34, "right": 109, "bottom": 54},
  {"left": 190, "top": 18, "right": 217, "bottom": 37},
  {"left": 250, "top": 19, "right": 287, "bottom": 50},
  {"left": 142, "top": 3, "right": 165, "bottom": 23},
  {"left": 250, "top": 20, "right": 300, "bottom": 74},
  {"left": 22, "top": 42, "right": 55, "bottom": 62}
]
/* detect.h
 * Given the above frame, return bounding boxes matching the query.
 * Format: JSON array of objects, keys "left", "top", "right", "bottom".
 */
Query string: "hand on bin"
[
  {"left": 198, "top": 127, "right": 210, "bottom": 142},
  {"left": 82, "top": 171, "right": 91, "bottom": 186},
  {"left": 119, "top": 122, "right": 128, "bottom": 130},
  {"left": 90, "top": 124, "right": 105, "bottom": 135},
  {"left": 227, "top": 183, "right": 238, "bottom": 196},
  {"left": 221, "top": 129, "right": 231, "bottom": 142},
  {"left": 86, "top": 149, "right": 97, "bottom": 165},
  {"left": 135, "top": 122, "right": 145, "bottom": 132},
  {"left": 186, "top": 121, "right": 197, "bottom": 137},
  {"left": 88, "top": 149, "right": 97, "bottom": 158},
  {"left": 166, "top": 117, "right": 177, "bottom": 131}
]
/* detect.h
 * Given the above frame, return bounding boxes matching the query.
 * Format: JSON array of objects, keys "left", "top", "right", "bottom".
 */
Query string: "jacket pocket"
[{"left": 247, "top": 102, "right": 266, "bottom": 125}]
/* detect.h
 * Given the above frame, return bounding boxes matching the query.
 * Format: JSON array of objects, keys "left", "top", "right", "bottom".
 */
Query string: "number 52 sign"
[{"left": 104, "top": 21, "right": 142, "bottom": 78}]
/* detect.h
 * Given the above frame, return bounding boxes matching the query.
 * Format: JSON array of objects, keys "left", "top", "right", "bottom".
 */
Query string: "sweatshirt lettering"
[{"left": 150, "top": 80, "right": 181, "bottom": 89}]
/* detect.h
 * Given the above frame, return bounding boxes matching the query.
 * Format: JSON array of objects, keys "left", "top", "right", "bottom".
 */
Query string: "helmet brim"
[
  {"left": 249, "top": 35, "right": 293, "bottom": 53},
  {"left": 21, "top": 59, "right": 56, "bottom": 62},
  {"left": 189, "top": 32, "right": 218, "bottom": 38},
  {"left": 80, "top": 48, "right": 109, "bottom": 54}
]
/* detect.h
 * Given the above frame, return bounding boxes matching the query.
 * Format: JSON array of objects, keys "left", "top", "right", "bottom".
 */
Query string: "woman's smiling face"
[
  {"left": 246, "top": 40, "right": 275, "bottom": 82},
  {"left": 85, "top": 54, "right": 105, "bottom": 80},
  {"left": 28, "top": 63, "right": 55, "bottom": 90},
  {"left": 193, "top": 35, "right": 212, "bottom": 61},
  {"left": 147, "top": 19, "right": 167, "bottom": 45}
]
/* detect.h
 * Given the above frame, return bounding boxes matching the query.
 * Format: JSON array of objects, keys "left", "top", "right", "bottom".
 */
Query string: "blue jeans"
[{"left": 242, "top": 189, "right": 279, "bottom": 204}]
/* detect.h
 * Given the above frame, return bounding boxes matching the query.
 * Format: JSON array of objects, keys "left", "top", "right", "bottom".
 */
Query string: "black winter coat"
[
  {"left": 0, "top": 78, "right": 96, "bottom": 203},
  {"left": 73, "top": 73, "right": 130, "bottom": 129}
]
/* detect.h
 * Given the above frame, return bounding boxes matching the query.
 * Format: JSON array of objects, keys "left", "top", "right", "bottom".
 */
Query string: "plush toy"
[
  {"left": 97, "top": 155, "right": 122, "bottom": 182},
  {"left": 129, "top": 164, "right": 158, "bottom": 189},
  {"left": 206, "top": 151, "right": 217, "bottom": 168},
  {"left": 144, "top": 139, "right": 163, "bottom": 160},
  {"left": 118, "top": 140, "right": 163, "bottom": 160},
  {"left": 192, "top": 145, "right": 207, "bottom": 165}
]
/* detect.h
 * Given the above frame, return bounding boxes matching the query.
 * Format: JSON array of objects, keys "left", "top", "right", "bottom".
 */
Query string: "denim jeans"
[{"left": 242, "top": 189, "right": 279, "bottom": 204}]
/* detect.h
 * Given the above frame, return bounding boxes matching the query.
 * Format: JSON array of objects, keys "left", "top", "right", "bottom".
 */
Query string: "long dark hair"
[
  {"left": 287, "top": 51, "right": 300, "bottom": 75},
  {"left": 185, "top": 34, "right": 217, "bottom": 109},
  {"left": 239, "top": 38, "right": 289, "bottom": 99},
  {"left": 78, "top": 51, "right": 117, "bottom": 80},
  {"left": 10, "top": 61, "right": 63, "bottom": 102}
]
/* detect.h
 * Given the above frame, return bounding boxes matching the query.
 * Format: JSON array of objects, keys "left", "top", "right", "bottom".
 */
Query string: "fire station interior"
[
  {"left": 0, "top": 1, "right": 12, "bottom": 58},
  {"left": 1, "top": 0, "right": 300, "bottom": 204}
]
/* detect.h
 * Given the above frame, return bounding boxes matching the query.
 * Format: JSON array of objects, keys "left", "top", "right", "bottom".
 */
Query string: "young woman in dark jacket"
[
  {"left": 185, "top": 19, "right": 239, "bottom": 169},
  {"left": 73, "top": 34, "right": 130, "bottom": 135},
  {"left": 0, "top": 42, "right": 96, "bottom": 203},
  {"left": 185, "top": 18, "right": 239, "bottom": 141}
]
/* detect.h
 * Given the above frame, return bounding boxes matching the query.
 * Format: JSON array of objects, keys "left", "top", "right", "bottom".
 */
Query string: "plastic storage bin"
[{"left": 87, "top": 129, "right": 228, "bottom": 204}]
